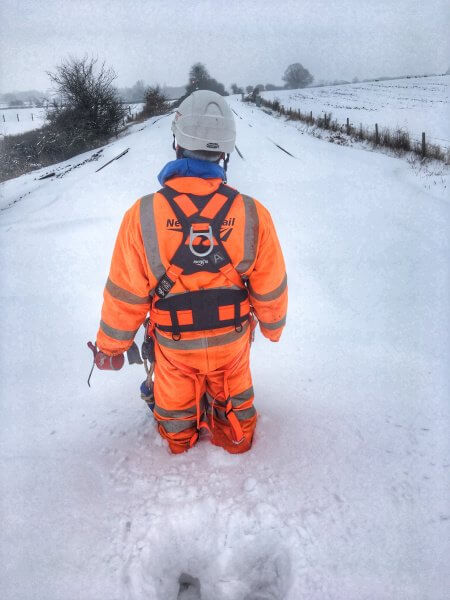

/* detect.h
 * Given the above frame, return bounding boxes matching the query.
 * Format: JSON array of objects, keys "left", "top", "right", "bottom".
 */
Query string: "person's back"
[{"left": 93, "top": 90, "right": 287, "bottom": 454}]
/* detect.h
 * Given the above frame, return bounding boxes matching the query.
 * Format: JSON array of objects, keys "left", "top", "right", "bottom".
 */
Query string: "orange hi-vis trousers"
[{"left": 152, "top": 323, "right": 257, "bottom": 454}]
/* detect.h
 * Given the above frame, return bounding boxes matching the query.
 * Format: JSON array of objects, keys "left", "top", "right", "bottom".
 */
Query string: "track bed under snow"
[{"left": 0, "top": 99, "right": 449, "bottom": 600}]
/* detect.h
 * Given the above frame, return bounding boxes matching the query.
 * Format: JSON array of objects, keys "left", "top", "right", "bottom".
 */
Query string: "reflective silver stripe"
[
  {"left": 154, "top": 404, "right": 198, "bottom": 419},
  {"left": 158, "top": 418, "right": 197, "bottom": 433},
  {"left": 105, "top": 277, "right": 150, "bottom": 305},
  {"left": 236, "top": 406, "right": 256, "bottom": 420},
  {"left": 100, "top": 320, "right": 138, "bottom": 341},
  {"left": 206, "top": 406, "right": 228, "bottom": 422},
  {"left": 205, "top": 392, "right": 225, "bottom": 410},
  {"left": 236, "top": 194, "right": 259, "bottom": 274},
  {"left": 206, "top": 387, "right": 254, "bottom": 408},
  {"left": 259, "top": 315, "right": 287, "bottom": 330},
  {"left": 249, "top": 273, "right": 287, "bottom": 302},
  {"left": 230, "top": 386, "right": 254, "bottom": 407},
  {"left": 140, "top": 194, "right": 165, "bottom": 287},
  {"left": 154, "top": 321, "right": 249, "bottom": 350},
  {"left": 205, "top": 392, "right": 256, "bottom": 422}
]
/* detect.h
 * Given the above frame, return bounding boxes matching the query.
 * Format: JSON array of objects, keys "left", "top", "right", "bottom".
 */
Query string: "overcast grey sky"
[{"left": 1, "top": 0, "right": 448, "bottom": 93}]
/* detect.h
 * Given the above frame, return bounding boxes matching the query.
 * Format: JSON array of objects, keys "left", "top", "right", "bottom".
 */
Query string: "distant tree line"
[
  {"left": 117, "top": 81, "right": 186, "bottom": 103},
  {"left": 1, "top": 90, "right": 49, "bottom": 108},
  {"left": 10, "top": 56, "right": 443, "bottom": 182},
  {"left": 231, "top": 62, "right": 314, "bottom": 97}
]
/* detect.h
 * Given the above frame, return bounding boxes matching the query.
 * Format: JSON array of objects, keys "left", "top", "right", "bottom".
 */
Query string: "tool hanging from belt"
[
  {"left": 140, "top": 319, "right": 155, "bottom": 411},
  {"left": 86, "top": 340, "right": 142, "bottom": 387}
]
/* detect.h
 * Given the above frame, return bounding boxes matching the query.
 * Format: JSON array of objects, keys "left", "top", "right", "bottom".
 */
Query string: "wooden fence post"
[
  {"left": 375, "top": 123, "right": 379, "bottom": 145},
  {"left": 310, "top": 110, "right": 313, "bottom": 123},
  {"left": 421, "top": 132, "right": 426, "bottom": 157},
  {"left": 2, "top": 114, "right": 5, "bottom": 122},
  {"left": 17, "top": 113, "right": 19, "bottom": 121},
  {"left": 346, "top": 117, "right": 350, "bottom": 134}
]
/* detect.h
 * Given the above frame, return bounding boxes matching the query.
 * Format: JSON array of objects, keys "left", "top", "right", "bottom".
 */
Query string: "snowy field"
[
  {"left": 0, "top": 99, "right": 449, "bottom": 600},
  {"left": 262, "top": 75, "right": 450, "bottom": 150},
  {"left": 0, "top": 107, "right": 47, "bottom": 136},
  {"left": 0, "top": 103, "right": 144, "bottom": 137}
]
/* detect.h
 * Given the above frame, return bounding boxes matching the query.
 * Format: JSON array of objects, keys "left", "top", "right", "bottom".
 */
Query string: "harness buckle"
[{"left": 189, "top": 225, "right": 214, "bottom": 257}]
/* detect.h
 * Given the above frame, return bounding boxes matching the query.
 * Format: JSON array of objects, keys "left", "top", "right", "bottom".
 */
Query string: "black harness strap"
[{"left": 151, "top": 184, "right": 250, "bottom": 337}]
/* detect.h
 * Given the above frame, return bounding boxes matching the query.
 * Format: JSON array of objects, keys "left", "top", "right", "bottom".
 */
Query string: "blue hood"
[{"left": 158, "top": 158, "right": 225, "bottom": 186}]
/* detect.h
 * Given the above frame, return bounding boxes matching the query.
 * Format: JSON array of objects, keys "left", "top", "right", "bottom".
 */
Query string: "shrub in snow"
[
  {"left": 46, "top": 56, "right": 126, "bottom": 148},
  {"left": 141, "top": 86, "right": 169, "bottom": 118}
]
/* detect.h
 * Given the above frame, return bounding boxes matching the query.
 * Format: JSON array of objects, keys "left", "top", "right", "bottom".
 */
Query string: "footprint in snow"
[
  {"left": 120, "top": 496, "right": 293, "bottom": 600},
  {"left": 177, "top": 573, "right": 201, "bottom": 600}
]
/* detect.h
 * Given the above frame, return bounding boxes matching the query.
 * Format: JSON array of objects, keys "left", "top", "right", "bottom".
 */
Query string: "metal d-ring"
[{"left": 189, "top": 225, "right": 213, "bottom": 257}]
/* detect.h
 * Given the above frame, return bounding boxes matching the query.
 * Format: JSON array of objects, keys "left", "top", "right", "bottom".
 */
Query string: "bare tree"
[
  {"left": 282, "top": 63, "right": 314, "bottom": 89},
  {"left": 184, "top": 63, "right": 228, "bottom": 97},
  {"left": 186, "top": 63, "right": 211, "bottom": 94}
]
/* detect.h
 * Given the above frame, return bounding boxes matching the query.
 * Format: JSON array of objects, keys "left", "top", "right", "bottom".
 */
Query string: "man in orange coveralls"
[{"left": 93, "top": 90, "right": 287, "bottom": 454}]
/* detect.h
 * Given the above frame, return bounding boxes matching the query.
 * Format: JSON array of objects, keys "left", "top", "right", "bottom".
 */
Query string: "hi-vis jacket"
[{"left": 96, "top": 176, "right": 287, "bottom": 355}]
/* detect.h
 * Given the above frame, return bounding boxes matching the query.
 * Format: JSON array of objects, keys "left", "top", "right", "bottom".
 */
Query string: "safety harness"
[
  {"left": 149, "top": 183, "right": 250, "bottom": 340},
  {"left": 147, "top": 182, "right": 254, "bottom": 449}
]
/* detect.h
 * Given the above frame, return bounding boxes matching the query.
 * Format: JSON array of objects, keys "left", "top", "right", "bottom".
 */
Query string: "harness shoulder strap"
[{"left": 154, "top": 184, "right": 244, "bottom": 298}]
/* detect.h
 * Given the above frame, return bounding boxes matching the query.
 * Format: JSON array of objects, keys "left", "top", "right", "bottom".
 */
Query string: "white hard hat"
[{"left": 172, "top": 90, "right": 236, "bottom": 154}]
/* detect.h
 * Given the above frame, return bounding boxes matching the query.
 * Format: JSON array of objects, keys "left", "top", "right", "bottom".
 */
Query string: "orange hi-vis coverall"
[{"left": 96, "top": 175, "right": 287, "bottom": 454}]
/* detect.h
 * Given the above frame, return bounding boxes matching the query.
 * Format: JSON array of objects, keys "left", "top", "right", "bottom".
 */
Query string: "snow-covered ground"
[
  {"left": 262, "top": 75, "right": 450, "bottom": 150},
  {"left": 0, "top": 103, "right": 144, "bottom": 137},
  {"left": 125, "top": 102, "right": 145, "bottom": 118},
  {"left": 0, "top": 107, "right": 47, "bottom": 136},
  {"left": 0, "top": 99, "right": 449, "bottom": 600}
]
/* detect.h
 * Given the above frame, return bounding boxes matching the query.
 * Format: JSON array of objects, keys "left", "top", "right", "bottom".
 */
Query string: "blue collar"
[{"left": 158, "top": 158, "right": 225, "bottom": 186}]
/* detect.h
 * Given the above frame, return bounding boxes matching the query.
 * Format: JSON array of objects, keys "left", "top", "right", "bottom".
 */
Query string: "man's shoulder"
[
  {"left": 128, "top": 192, "right": 158, "bottom": 214},
  {"left": 233, "top": 189, "right": 272, "bottom": 223}
]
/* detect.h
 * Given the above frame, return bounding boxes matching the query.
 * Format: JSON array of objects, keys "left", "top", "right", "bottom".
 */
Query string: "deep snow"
[{"left": 0, "top": 98, "right": 449, "bottom": 600}]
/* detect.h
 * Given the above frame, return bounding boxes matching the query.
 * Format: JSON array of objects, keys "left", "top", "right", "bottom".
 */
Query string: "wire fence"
[{"left": 248, "top": 94, "right": 449, "bottom": 161}]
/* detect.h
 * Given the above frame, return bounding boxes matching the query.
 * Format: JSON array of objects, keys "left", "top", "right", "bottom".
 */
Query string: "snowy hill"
[
  {"left": 0, "top": 99, "right": 449, "bottom": 600},
  {"left": 261, "top": 75, "right": 450, "bottom": 150}
]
